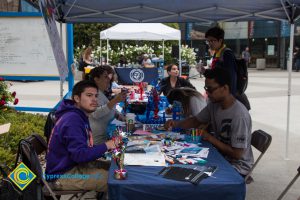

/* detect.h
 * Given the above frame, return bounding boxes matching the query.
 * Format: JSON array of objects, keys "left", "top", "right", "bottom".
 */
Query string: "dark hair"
[
  {"left": 72, "top": 80, "right": 98, "bottom": 100},
  {"left": 167, "top": 87, "right": 202, "bottom": 116},
  {"left": 205, "top": 26, "right": 224, "bottom": 40},
  {"left": 166, "top": 64, "right": 178, "bottom": 72},
  {"left": 89, "top": 65, "right": 114, "bottom": 81},
  {"left": 204, "top": 67, "right": 231, "bottom": 92}
]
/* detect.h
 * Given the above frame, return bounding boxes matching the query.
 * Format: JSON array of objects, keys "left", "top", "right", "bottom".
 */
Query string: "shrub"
[{"left": 0, "top": 109, "right": 46, "bottom": 168}]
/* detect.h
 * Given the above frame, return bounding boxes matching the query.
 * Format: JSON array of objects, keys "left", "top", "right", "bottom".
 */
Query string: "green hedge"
[{"left": 0, "top": 109, "right": 46, "bottom": 168}]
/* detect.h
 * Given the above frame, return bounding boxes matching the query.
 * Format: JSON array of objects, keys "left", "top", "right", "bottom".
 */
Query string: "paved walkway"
[{"left": 9, "top": 68, "right": 300, "bottom": 200}]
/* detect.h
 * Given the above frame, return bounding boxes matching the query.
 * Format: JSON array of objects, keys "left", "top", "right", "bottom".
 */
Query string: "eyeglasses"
[
  {"left": 205, "top": 39, "right": 218, "bottom": 45},
  {"left": 204, "top": 86, "right": 220, "bottom": 93}
]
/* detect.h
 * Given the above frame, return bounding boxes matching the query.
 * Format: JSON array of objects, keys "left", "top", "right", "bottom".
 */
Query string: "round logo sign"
[{"left": 129, "top": 69, "right": 144, "bottom": 82}]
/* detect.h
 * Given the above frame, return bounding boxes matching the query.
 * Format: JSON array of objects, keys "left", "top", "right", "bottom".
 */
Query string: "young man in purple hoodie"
[{"left": 46, "top": 80, "right": 119, "bottom": 192}]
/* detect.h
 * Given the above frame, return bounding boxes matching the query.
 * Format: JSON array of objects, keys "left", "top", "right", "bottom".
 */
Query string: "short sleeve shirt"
[{"left": 196, "top": 100, "right": 254, "bottom": 175}]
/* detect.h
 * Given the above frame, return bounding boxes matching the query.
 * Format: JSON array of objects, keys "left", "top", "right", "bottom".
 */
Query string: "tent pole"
[
  {"left": 100, "top": 40, "right": 102, "bottom": 64},
  {"left": 107, "top": 39, "right": 109, "bottom": 64},
  {"left": 163, "top": 40, "right": 165, "bottom": 60},
  {"left": 60, "top": 22, "right": 63, "bottom": 100},
  {"left": 285, "top": 23, "right": 294, "bottom": 160},
  {"left": 179, "top": 40, "right": 182, "bottom": 76}
]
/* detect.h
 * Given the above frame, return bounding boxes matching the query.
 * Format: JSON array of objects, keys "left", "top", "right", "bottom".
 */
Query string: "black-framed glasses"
[{"left": 204, "top": 86, "right": 220, "bottom": 93}]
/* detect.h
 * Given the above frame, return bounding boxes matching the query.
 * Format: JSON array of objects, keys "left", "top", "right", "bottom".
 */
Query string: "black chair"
[
  {"left": 245, "top": 130, "right": 272, "bottom": 183},
  {"left": 277, "top": 165, "right": 300, "bottom": 200},
  {"left": 19, "top": 134, "right": 88, "bottom": 200}
]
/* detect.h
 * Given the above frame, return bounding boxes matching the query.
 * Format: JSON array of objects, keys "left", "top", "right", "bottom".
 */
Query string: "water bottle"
[{"left": 162, "top": 101, "right": 166, "bottom": 110}]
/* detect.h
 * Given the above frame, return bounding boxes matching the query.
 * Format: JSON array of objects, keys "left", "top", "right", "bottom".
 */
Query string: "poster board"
[{"left": 0, "top": 16, "right": 66, "bottom": 77}]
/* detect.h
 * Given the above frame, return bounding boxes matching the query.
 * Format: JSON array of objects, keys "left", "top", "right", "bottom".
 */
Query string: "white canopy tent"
[{"left": 99, "top": 23, "right": 181, "bottom": 70}]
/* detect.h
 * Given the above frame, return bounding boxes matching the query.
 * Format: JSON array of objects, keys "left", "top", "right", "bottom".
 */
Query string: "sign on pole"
[{"left": 39, "top": 0, "right": 68, "bottom": 81}]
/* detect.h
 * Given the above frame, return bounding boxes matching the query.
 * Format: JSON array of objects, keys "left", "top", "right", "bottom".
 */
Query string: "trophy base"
[{"left": 114, "top": 169, "right": 128, "bottom": 180}]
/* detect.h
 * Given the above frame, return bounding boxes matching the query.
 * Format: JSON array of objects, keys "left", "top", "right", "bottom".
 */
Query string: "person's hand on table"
[
  {"left": 116, "top": 113, "right": 126, "bottom": 121},
  {"left": 164, "top": 119, "right": 176, "bottom": 130},
  {"left": 105, "top": 140, "right": 117, "bottom": 150},
  {"left": 105, "top": 137, "right": 122, "bottom": 150},
  {"left": 202, "top": 131, "right": 213, "bottom": 142}
]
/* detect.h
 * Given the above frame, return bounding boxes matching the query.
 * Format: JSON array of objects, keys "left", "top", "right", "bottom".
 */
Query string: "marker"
[{"left": 165, "top": 156, "right": 174, "bottom": 164}]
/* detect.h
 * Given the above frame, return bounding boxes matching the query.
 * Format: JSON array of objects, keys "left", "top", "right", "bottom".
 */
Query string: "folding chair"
[
  {"left": 19, "top": 134, "right": 88, "bottom": 200},
  {"left": 245, "top": 130, "right": 272, "bottom": 183},
  {"left": 277, "top": 165, "right": 300, "bottom": 200}
]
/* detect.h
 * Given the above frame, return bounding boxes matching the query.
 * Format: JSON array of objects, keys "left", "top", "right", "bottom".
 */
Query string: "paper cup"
[{"left": 126, "top": 113, "right": 136, "bottom": 124}]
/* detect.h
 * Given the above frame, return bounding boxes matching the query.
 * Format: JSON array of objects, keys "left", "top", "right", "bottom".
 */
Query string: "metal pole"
[
  {"left": 277, "top": 173, "right": 299, "bottom": 200},
  {"left": 107, "top": 39, "right": 109, "bottom": 64},
  {"left": 179, "top": 40, "right": 182, "bottom": 76},
  {"left": 67, "top": 24, "right": 74, "bottom": 91},
  {"left": 285, "top": 23, "right": 294, "bottom": 159},
  {"left": 162, "top": 40, "right": 165, "bottom": 60},
  {"left": 60, "top": 22, "right": 64, "bottom": 100},
  {"left": 100, "top": 40, "right": 102, "bottom": 64}
]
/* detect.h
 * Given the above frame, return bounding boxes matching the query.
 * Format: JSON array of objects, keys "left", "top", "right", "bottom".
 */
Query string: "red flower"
[
  {"left": 13, "top": 98, "right": 19, "bottom": 105},
  {"left": 12, "top": 91, "right": 16, "bottom": 97},
  {"left": 0, "top": 77, "right": 4, "bottom": 81},
  {"left": 0, "top": 100, "right": 5, "bottom": 106}
]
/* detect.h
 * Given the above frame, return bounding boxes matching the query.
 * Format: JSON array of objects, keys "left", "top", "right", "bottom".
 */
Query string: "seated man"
[
  {"left": 142, "top": 54, "right": 153, "bottom": 67},
  {"left": 45, "top": 80, "right": 120, "bottom": 192},
  {"left": 164, "top": 67, "right": 254, "bottom": 177}
]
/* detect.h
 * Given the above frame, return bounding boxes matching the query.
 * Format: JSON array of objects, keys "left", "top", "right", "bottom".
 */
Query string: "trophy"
[{"left": 112, "top": 129, "right": 127, "bottom": 180}]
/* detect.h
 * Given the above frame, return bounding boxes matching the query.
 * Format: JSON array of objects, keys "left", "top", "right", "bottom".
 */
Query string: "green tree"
[{"left": 74, "top": 23, "right": 113, "bottom": 48}]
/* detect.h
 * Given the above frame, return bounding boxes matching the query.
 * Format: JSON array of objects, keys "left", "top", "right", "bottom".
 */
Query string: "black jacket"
[{"left": 159, "top": 76, "right": 196, "bottom": 96}]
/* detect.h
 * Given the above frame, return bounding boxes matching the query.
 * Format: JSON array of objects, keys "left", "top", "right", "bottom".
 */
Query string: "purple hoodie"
[{"left": 45, "top": 99, "right": 107, "bottom": 178}]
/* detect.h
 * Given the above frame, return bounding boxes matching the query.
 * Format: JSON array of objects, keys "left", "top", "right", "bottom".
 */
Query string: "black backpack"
[
  {"left": 0, "top": 164, "right": 23, "bottom": 200},
  {"left": 234, "top": 58, "right": 248, "bottom": 94},
  {"left": 219, "top": 48, "right": 251, "bottom": 110},
  {"left": 44, "top": 110, "right": 56, "bottom": 144},
  {"left": 0, "top": 135, "right": 47, "bottom": 200},
  {"left": 220, "top": 48, "right": 248, "bottom": 94}
]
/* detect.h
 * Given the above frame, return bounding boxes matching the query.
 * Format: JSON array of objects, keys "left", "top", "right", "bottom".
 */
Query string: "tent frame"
[
  {"left": 61, "top": 3, "right": 293, "bottom": 23},
  {"left": 53, "top": 0, "right": 300, "bottom": 159}
]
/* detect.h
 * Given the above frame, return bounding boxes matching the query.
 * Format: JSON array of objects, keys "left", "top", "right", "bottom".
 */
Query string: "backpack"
[
  {"left": 14, "top": 135, "right": 47, "bottom": 200},
  {"left": 0, "top": 164, "right": 23, "bottom": 200},
  {"left": 219, "top": 48, "right": 251, "bottom": 110},
  {"left": 220, "top": 48, "right": 248, "bottom": 94},
  {"left": 44, "top": 110, "right": 56, "bottom": 144}
]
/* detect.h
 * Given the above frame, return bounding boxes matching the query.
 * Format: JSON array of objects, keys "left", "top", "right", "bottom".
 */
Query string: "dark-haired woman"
[
  {"left": 89, "top": 65, "right": 127, "bottom": 144},
  {"left": 158, "top": 64, "right": 196, "bottom": 96}
]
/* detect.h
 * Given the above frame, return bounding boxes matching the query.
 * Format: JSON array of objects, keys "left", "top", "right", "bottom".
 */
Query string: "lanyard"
[
  {"left": 85, "top": 124, "right": 94, "bottom": 147},
  {"left": 211, "top": 44, "right": 227, "bottom": 69}
]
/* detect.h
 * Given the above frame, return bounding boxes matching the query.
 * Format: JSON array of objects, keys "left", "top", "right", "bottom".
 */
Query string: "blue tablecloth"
[
  {"left": 115, "top": 67, "right": 158, "bottom": 85},
  {"left": 108, "top": 142, "right": 246, "bottom": 200}
]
